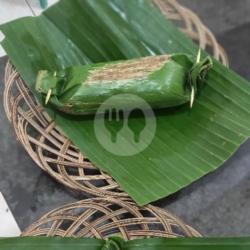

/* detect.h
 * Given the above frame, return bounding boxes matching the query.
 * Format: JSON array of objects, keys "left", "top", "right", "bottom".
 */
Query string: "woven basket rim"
[{"left": 22, "top": 197, "right": 202, "bottom": 238}]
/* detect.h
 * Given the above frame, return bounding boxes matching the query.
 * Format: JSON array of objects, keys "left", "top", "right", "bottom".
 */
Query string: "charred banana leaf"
[{"left": 36, "top": 53, "right": 212, "bottom": 115}]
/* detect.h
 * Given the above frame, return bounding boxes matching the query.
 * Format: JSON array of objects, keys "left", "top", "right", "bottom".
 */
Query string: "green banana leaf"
[
  {"left": 35, "top": 54, "right": 212, "bottom": 114},
  {"left": 1, "top": 237, "right": 250, "bottom": 250},
  {"left": 0, "top": 237, "right": 103, "bottom": 250},
  {"left": 1, "top": 0, "right": 250, "bottom": 205}
]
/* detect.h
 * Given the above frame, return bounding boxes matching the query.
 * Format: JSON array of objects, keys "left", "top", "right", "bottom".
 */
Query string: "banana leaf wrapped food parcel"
[
  {"left": 1, "top": 236, "right": 250, "bottom": 250},
  {"left": 36, "top": 53, "right": 212, "bottom": 115}
]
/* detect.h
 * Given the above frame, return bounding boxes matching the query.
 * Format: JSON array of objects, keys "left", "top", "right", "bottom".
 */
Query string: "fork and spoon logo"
[{"left": 94, "top": 94, "right": 156, "bottom": 156}]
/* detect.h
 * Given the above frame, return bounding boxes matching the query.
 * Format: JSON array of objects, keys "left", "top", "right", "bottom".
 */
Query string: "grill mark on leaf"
[{"left": 86, "top": 55, "right": 170, "bottom": 83}]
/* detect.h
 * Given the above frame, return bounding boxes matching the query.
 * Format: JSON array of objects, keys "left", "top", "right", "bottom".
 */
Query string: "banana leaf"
[
  {"left": 1, "top": 0, "right": 250, "bottom": 205},
  {"left": 1, "top": 237, "right": 250, "bottom": 250},
  {"left": 35, "top": 54, "right": 212, "bottom": 114}
]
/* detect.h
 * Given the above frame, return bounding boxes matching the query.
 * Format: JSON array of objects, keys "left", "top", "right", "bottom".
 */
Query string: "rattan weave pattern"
[{"left": 22, "top": 197, "right": 201, "bottom": 238}]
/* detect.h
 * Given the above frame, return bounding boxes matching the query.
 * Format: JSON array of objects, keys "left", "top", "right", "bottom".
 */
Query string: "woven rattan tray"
[
  {"left": 3, "top": 0, "right": 228, "bottom": 198},
  {"left": 22, "top": 197, "right": 201, "bottom": 238}
]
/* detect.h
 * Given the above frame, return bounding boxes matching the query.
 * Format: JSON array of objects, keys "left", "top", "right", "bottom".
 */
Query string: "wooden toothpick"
[{"left": 45, "top": 89, "right": 52, "bottom": 105}]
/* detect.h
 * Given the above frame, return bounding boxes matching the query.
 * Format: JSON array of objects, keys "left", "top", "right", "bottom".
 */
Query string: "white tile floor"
[
  {"left": 0, "top": 0, "right": 59, "bottom": 57},
  {"left": 0, "top": 192, "right": 21, "bottom": 237}
]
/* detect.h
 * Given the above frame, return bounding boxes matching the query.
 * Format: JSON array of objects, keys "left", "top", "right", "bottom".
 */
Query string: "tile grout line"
[{"left": 25, "top": 0, "right": 36, "bottom": 16}]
